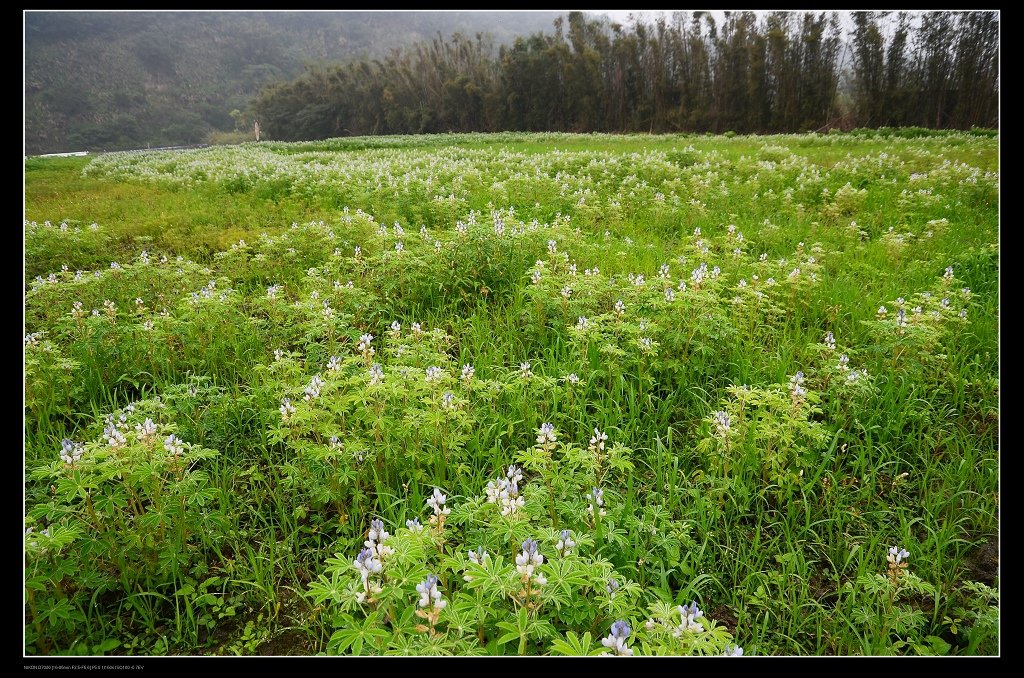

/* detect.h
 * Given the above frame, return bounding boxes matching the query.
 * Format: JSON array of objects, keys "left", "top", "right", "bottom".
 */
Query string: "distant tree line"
[{"left": 252, "top": 10, "right": 998, "bottom": 140}]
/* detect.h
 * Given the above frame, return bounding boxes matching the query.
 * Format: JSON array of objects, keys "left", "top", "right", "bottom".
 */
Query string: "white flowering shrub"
[
  {"left": 307, "top": 460, "right": 740, "bottom": 656},
  {"left": 24, "top": 132, "right": 997, "bottom": 655},
  {"left": 25, "top": 400, "right": 225, "bottom": 653}
]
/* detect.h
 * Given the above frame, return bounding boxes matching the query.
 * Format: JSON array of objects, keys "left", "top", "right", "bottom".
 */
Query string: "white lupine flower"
[
  {"left": 274, "top": 349, "right": 284, "bottom": 362},
  {"left": 366, "top": 519, "right": 391, "bottom": 550},
  {"left": 564, "top": 372, "right": 581, "bottom": 385},
  {"left": 426, "top": 488, "right": 451, "bottom": 517},
  {"left": 412, "top": 322, "right": 423, "bottom": 334},
  {"left": 515, "top": 538, "right": 545, "bottom": 584},
  {"left": 664, "top": 288, "right": 675, "bottom": 302},
  {"left": 416, "top": 574, "right": 446, "bottom": 611},
  {"left": 576, "top": 316, "right": 589, "bottom": 331},
  {"left": 723, "top": 645, "right": 744, "bottom": 656},
  {"left": 103, "top": 422, "right": 127, "bottom": 448},
  {"left": 536, "top": 422, "right": 557, "bottom": 445},
  {"left": 568, "top": 263, "right": 577, "bottom": 275},
  {"left": 519, "top": 362, "right": 532, "bottom": 377},
  {"left": 824, "top": 331, "right": 835, "bottom": 350},
  {"left": 639, "top": 337, "right": 653, "bottom": 352},
  {"left": 267, "top": 284, "right": 281, "bottom": 299},
  {"left": 713, "top": 411, "right": 730, "bottom": 437},
  {"left": 327, "top": 356, "right": 342, "bottom": 372},
  {"left": 606, "top": 578, "right": 619, "bottom": 598},
  {"left": 425, "top": 366, "right": 442, "bottom": 383},
  {"left": 135, "top": 418, "right": 158, "bottom": 439},
  {"left": 354, "top": 245, "right": 362, "bottom": 258},
  {"left": 877, "top": 306, "right": 888, "bottom": 318},
  {"left": 555, "top": 529, "right": 576, "bottom": 556},
  {"left": 468, "top": 546, "right": 488, "bottom": 564},
  {"left": 838, "top": 354, "right": 850, "bottom": 371},
  {"left": 601, "top": 621, "right": 633, "bottom": 656},
  {"left": 760, "top": 253, "right": 768, "bottom": 262},
  {"left": 561, "top": 286, "right": 573, "bottom": 299},
  {"left": 887, "top": 545, "right": 910, "bottom": 566},
  {"left": 368, "top": 363, "right": 384, "bottom": 385},
  {"left": 357, "top": 333, "right": 374, "bottom": 354},
  {"left": 588, "top": 487, "right": 607, "bottom": 518},
  {"left": 789, "top": 371, "right": 806, "bottom": 398},
  {"left": 691, "top": 263, "right": 708, "bottom": 285},
  {"left": 406, "top": 517, "right": 424, "bottom": 533},
  {"left": 589, "top": 428, "right": 608, "bottom": 451},
  {"left": 59, "top": 439, "right": 83, "bottom": 465},
  {"left": 304, "top": 375, "right": 325, "bottom": 401},
  {"left": 484, "top": 466, "right": 525, "bottom": 516},
  {"left": 163, "top": 434, "right": 184, "bottom": 456},
  {"left": 353, "top": 547, "right": 383, "bottom": 583},
  {"left": 675, "top": 601, "right": 705, "bottom": 634},
  {"left": 461, "top": 364, "right": 475, "bottom": 382},
  {"left": 944, "top": 266, "right": 954, "bottom": 281},
  {"left": 280, "top": 398, "right": 296, "bottom": 420},
  {"left": 613, "top": 300, "right": 625, "bottom": 317},
  {"left": 395, "top": 241, "right": 404, "bottom": 254}
]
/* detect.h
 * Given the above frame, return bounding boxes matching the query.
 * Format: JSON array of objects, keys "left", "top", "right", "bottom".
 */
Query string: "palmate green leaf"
[
  {"left": 542, "top": 556, "right": 592, "bottom": 610},
  {"left": 308, "top": 567, "right": 350, "bottom": 606},
  {"left": 327, "top": 610, "right": 390, "bottom": 655},
  {"left": 549, "top": 631, "right": 604, "bottom": 656}
]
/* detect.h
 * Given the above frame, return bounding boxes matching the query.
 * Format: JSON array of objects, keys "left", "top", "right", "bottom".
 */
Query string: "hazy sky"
[{"left": 583, "top": 9, "right": 858, "bottom": 32}]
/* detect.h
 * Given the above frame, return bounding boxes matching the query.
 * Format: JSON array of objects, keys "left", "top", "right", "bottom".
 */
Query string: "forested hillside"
[
  {"left": 24, "top": 11, "right": 562, "bottom": 154},
  {"left": 252, "top": 11, "right": 998, "bottom": 140}
]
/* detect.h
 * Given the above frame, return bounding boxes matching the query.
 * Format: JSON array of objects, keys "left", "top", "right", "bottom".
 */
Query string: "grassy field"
[{"left": 24, "top": 131, "right": 999, "bottom": 656}]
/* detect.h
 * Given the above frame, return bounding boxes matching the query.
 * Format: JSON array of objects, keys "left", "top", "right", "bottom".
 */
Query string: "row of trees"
[{"left": 253, "top": 11, "right": 998, "bottom": 141}]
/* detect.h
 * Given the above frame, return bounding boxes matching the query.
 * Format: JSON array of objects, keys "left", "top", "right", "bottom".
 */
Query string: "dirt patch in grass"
[
  {"left": 963, "top": 536, "right": 999, "bottom": 587},
  {"left": 257, "top": 628, "right": 316, "bottom": 656}
]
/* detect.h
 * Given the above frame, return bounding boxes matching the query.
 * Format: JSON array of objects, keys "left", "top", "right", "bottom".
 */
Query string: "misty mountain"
[{"left": 24, "top": 11, "right": 565, "bottom": 154}]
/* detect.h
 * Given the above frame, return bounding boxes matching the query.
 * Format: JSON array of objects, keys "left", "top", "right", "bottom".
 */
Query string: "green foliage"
[{"left": 24, "top": 132, "right": 998, "bottom": 656}]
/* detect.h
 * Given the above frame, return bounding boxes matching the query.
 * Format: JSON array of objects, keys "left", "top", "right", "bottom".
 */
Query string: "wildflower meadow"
[{"left": 24, "top": 130, "right": 998, "bottom": 656}]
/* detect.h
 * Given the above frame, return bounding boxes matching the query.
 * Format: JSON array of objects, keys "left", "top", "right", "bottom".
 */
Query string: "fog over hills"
[{"left": 25, "top": 11, "right": 565, "bottom": 154}]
